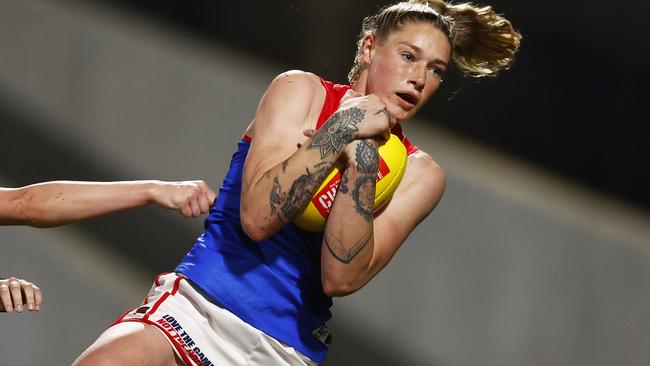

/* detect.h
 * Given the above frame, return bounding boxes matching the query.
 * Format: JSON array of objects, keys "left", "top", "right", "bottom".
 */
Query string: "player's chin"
[{"left": 387, "top": 103, "right": 417, "bottom": 122}]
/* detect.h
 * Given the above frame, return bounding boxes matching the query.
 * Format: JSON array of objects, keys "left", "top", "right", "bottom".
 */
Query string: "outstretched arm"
[{"left": 0, "top": 180, "right": 216, "bottom": 227}]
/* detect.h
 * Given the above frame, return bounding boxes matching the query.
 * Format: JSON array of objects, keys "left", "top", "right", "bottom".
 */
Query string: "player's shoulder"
[
  {"left": 261, "top": 70, "right": 326, "bottom": 117},
  {"left": 269, "top": 70, "right": 323, "bottom": 94},
  {"left": 261, "top": 70, "right": 325, "bottom": 109}
]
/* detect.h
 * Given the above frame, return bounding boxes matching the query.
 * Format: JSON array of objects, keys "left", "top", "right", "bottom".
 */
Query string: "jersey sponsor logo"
[{"left": 312, "top": 324, "right": 331, "bottom": 347}]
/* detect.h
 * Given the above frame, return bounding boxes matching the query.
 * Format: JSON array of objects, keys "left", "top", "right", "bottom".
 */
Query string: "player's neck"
[{"left": 352, "top": 71, "right": 369, "bottom": 95}]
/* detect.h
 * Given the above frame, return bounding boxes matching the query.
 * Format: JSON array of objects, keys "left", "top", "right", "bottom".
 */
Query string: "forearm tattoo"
[
  {"left": 352, "top": 176, "right": 375, "bottom": 222},
  {"left": 338, "top": 174, "right": 349, "bottom": 194},
  {"left": 282, "top": 159, "right": 289, "bottom": 173},
  {"left": 355, "top": 140, "right": 379, "bottom": 174},
  {"left": 351, "top": 140, "right": 378, "bottom": 222},
  {"left": 308, "top": 108, "right": 364, "bottom": 159},
  {"left": 281, "top": 168, "right": 321, "bottom": 220},
  {"left": 269, "top": 177, "right": 285, "bottom": 216},
  {"left": 324, "top": 227, "right": 373, "bottom": 264},
  {"left": 269, "top": 167, "right": 329, "bottom": 223},
  {"left": 266, "top": 107, "right": 366, "bottom": 224}
]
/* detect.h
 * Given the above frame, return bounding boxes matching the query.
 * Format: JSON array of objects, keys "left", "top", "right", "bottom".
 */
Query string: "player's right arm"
[
  {"left": 0, "top": 180, "right": 215, "bottom": 227},
  {"left": 240, "top": 72, "right": 392, "bottom": 241}
]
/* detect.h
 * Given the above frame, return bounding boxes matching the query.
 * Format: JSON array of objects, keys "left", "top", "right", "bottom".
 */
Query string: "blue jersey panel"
[{"left": 176, "top": 140, "right": 332, "bottom": 363}]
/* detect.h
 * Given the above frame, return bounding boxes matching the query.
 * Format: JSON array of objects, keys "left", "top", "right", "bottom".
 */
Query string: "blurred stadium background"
[{"left": 1, "top": 0, "right": 648, "bottom": 365}]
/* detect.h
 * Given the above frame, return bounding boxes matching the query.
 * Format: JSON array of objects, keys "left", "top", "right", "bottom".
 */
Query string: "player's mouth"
[{"left": 395, "top": 92, "right": 418, "bottom": 110}]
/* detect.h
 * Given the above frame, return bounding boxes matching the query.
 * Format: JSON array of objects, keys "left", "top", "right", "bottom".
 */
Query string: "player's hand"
[
  {"left": 337, "top": 90, "right": 395, "bottom": 141},
  {"left": 0, "top": 277, "right": 42, "bottom": 313},
  {"left": 151, "top": 180, "right": 217, "bottom": 218}
]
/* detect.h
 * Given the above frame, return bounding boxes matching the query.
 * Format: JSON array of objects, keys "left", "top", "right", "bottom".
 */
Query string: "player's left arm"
[{"left": 322, "top": 150, "right": 445, "bottom": 296}]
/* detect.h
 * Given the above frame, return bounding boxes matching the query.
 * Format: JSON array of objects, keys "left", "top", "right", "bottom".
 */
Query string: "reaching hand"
[
  {"left": 150, "top": 180, "right": 217, "bottom": 218},
  {"left": 0, "top": 277, "right": 42, "bottom": 313}
]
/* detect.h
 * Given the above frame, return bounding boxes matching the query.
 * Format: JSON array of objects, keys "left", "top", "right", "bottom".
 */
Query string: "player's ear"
[{"left": 362, "top": 34, "right": 377, "bottom": 64}]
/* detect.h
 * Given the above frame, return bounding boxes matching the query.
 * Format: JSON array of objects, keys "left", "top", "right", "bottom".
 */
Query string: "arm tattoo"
[
  {"left": 355, "top": 140, "right": 379, "bottom": 174},
  {"left": 269, "top": 166, "right": 329, "bottom": 223},
  {"left": 338, "top": 174, "right": 349, "bottom": 194},
  {"left": 351, "top": 176, "right": 375, "bottom": 222},
  {"left": 269, "top": 177, "right": 285, "bottom": 215},
  {"left": 324, "top": 228, "right": 373, "bottom": 264},
  {"left": 308, "top": 108, "right": 364, "bottom": 159},
  {"left": 280, "top": 168, "right": 320, "bottom": 220},
  {"left": 350, "top": 140, "right": 378, "bottom": 221}
]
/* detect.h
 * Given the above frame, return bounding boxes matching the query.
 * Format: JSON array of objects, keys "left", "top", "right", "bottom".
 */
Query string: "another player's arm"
[
  {"left": 0, "top": 180, "right": 216, "bottom": 227},
  {"left": 240, "top": 72, "right": 390, "bottom": 241},
  {"left": 321, "top": 150, "right": 445, "bottom": 296}
]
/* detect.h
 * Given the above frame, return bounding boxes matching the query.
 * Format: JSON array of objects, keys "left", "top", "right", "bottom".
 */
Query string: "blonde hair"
[{"left": 347, "top": 0, "right": 521, "bottom": 84}]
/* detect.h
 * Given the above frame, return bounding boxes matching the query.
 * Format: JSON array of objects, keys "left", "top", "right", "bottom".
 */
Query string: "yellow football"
[{"left": 292, "top": 134, "right": 408, "bottom": 232}]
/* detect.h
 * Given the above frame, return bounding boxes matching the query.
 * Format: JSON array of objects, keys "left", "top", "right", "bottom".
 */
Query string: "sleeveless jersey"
[{"left": 175, "top": 78, "right": 417, "bottom": 363}]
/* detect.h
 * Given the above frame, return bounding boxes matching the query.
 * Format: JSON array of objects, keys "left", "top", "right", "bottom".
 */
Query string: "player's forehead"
[{"left": 381, "top": 21, "right": 451, "bottom": 60}]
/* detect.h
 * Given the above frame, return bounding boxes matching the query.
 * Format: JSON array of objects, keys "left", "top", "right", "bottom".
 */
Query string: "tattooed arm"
[
  {"left": 321, "top": 148, "right": 446, "bottom": 296},
  {"left": 240, "top": 71, "right": 392, "bottom": 241}
]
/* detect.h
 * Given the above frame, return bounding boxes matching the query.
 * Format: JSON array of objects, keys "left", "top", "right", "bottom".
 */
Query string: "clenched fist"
[{"left": 150, "top": 180, "right": 217, "bottom": 218}]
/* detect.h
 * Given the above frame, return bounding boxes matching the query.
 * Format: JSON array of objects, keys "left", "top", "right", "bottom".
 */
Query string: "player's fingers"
[
  {"left": 179, "top": 203, "right": 193, "bottom": 218},
  {"left": 194, "top": 181, "right": 216, "bottom": 208},
  {"left": 198, "top": 194, "right": 211, "bottom": 214},
  {"left": 388, "top": 113, "right": 397, "bottom": 129},
  {"left": 189, "top": 200, "right": 201, "bottom": 217},
  {"left": 20, "top": 280, "right": 35, "bottom": 311},
  {"left": 383, "top": 128, "right": 391, "bottom": 142},
  {"left": 33, "top": 284, "right": 42, "bottom": 311},
  {"left": 204, "top": 185, "right": 217, "bottom": 206},
  {"left": 0, "top": 280, "right": 12, "bottom": 312},
  {"left": 9, "top": 278, "right": 24, "bottom": 312}
]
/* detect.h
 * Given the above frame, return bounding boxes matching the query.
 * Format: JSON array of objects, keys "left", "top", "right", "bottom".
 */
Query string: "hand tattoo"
[{"left": 309, "top": 108, "right": 364, "bottom": 159}]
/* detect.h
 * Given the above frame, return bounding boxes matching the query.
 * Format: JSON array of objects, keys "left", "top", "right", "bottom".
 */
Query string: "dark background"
[{"left": 104, "top": 0, "right": 650, "bottom": 211}]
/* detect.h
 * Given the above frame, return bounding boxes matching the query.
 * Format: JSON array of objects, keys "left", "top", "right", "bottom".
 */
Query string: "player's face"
[{"left": 365, "top": 21, "right": 451, "bottom": 121}]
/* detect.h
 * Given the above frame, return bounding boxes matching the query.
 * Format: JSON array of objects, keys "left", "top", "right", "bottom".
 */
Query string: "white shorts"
[{"left": 115, "top": 273, "right": 318, "bottom": 366}]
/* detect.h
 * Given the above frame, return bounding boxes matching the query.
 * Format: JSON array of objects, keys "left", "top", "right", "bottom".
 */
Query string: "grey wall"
[{"left": 1, "top": 1, "right": 648, "bottom": 365}]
